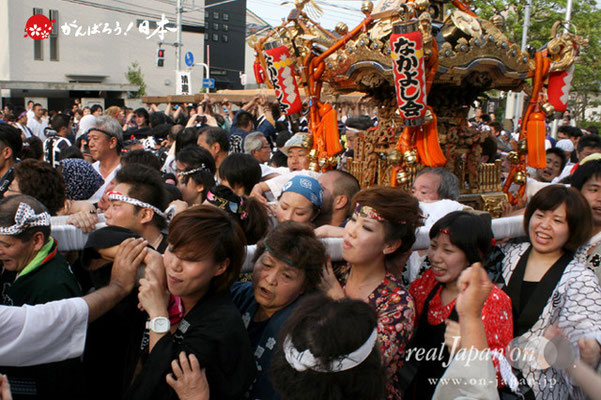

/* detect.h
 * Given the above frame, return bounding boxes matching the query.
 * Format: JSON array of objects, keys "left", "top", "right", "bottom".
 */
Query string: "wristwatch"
[{"left": 146, "top": 316, "right": 171, "bottom": 334}]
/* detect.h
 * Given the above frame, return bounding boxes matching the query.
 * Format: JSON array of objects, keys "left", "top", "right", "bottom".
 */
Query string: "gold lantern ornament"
[
  {"left": 335, "top": 22, "right": 348, "bottom": 36},
  {"left": 517, "top": 139, "right": 528, "bottom": 154},
  {"left": 396, "top": 170, "right": 409, "bottom": 184},
  {"left": 403, "top": 150, "right": 418, "bottom": 166},
  {"left": 514, "top": 171, "right": 527, "bottom": 185},
  {"left": 361, "top": 0, "right": 373, "bottom": 16},
  {"left": 541, "top": 103, "right": 555, "bottom": 115},
  {"left": 387, "top": 150, "right": 402, "bottom": 164},
  {"left": 506, "top": 151, "right": 520, "bottom": 164}
]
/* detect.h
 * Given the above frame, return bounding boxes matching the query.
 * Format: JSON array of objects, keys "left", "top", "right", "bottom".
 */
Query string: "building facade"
[{"left": 0, "top": 0, "right": 206, "bottom": 110}]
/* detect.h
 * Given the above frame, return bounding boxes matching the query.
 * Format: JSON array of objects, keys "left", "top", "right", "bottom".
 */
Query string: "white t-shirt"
[
  {"left": 90, "top": 161, "right": 121, "bottom": 202},
  {"left": 0, "top": 298, "right": 88, "bottom": 366},
  {"left": 27, "top": 117, "right": 48, "bottom": 141}
]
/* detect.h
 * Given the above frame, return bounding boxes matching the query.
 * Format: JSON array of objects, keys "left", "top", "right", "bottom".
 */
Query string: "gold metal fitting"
[
  {"left": 403, "top": 150, "right": 417, "bottom": 166},
  {"left": 309, "top": 161, "right": 319, "bottom": 172},
  {"left": 361, "top": 0, "right": 373, "bottom": 16},
  {"left": 387, "top": 150, "right": 402, "bottom": 164},
  {"left": 302, "top": 134, "right": 314, "bottom": 150},
  {"left": 308, "top": 148, "right": 318, "bottom": 159},
  {"left": 424, "top": 108, "right": 434, "bottom": 124},
  {"left": 541, "top": 102, "right": 555, "bottom": 115},
  {"left": 335, "top": 22, "right": 348, "bottom": 36},
  {"left": 514, "top": 171, "right": 526, "bottom": 185},
  {"left": 414, "top": 0, "right": 429, "bottom": 10},
  {"left": 507, "top": 151, "right": 520, "bottom": 164},
  {"left": 517, "top": 139, "right": 528, "bottom": 154},
  {"left": 396, "top": 170, "right": 409, "bottom": 184}
]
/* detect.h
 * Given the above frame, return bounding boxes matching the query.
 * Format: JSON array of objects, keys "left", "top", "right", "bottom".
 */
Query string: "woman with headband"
[
  {"left": 230, "top": 222, "right": 327, "bottom": 399},
  {"left": 406, "top": 211, "right": 513, "bottom": 399},
  {"left": 175, "top": 146, "right": 216, "bottom": 207},
  {"left": 0, "top": 195, "right": 85, "bottom": 399},
  {"left": 320, "top": 186, "right": 421, "bottom": 399},
  {"left": 270, "top": 293, "right": 385, "bottom": 400},
  {"left": 275, "top": 175, "right": 323, "bottom": 225}
]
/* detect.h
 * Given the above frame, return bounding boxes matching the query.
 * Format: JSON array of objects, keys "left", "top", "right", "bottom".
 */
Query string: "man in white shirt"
[
  {"left": 87, "top": 116, "right": 123, "bottom": 202},
  {"left": 26, "top": 103, "right": 48, "bottom": 141}
]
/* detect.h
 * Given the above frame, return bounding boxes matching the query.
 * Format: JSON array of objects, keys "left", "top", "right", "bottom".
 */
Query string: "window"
[
  {"left": 213, "top": 11, "right": 219, "bottom": 19},
  {"left": 33, "top": 8, "right": 43, "bottom": 60},
  {"left": 223, "top": 13, "right": 229, "bottom": 21},
  {"left": 212, "top": 33, "right": 219, "bottom": 41},
  {"left": 213, "top": 23, "right": 219, "bottom": 30},
  {"left": 49, "top": 9, "right": 58, "bottom": 61},
  {"left": 222, "top": 34, "right": 229, "bottom": 43},
  {"left": 222, "top": 24, "right": 228, "bottom": 32},
  {"left": 204, "top": 32, "right": 208, "bottom": 40}
]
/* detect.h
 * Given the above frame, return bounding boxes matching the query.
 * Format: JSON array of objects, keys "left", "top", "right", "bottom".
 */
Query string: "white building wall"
[{"left": 2, "top": 0, "right": 206, "bottom": 96}]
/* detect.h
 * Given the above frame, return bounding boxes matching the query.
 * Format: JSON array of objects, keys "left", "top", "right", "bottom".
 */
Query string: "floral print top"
[
  {"left": 339, "top": 265, "right": 415, "bottom": 400},
  {"left": 409, "top": 268, "right": 513, "bottom": 386}
]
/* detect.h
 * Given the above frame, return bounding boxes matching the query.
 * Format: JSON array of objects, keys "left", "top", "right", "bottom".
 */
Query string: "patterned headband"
[
  {"left": 354, "top": 204, "right": 407, "bottom": 225},
  {"left": 354, "top": 204, "right": 386, "bottom": 222},
  {"left": 284, "top": 328, "right": 378, "bottom": 373},
  {"left": 107, "top": 191, "right": 167, "bottom": 220},
  {"left": 176, "top": 165, "right": 208, "bottom": 177},
  {"left": 0, "top": 202, "right": 50, "bottom": 235},
  {"left": 206, "top": 190, "right": 247, "bottom": 220}
]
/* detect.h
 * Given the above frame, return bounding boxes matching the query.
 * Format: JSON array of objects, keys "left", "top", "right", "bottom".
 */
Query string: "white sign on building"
[{"left": 176, "top": 71, "right": 192, "bottom": 95}]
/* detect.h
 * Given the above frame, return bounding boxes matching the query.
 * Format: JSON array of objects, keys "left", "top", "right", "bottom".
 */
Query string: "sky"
[{"left": 246, "top": 0, "right": 365, "bottom": 29}]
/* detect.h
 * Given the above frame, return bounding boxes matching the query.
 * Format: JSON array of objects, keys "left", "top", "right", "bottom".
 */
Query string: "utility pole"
[{"left": 176, "top": 0, "right": 182, "bottom": 71}]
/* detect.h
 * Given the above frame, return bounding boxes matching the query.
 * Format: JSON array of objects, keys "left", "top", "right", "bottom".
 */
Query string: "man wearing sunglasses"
[{"left": 87, "top": 116, "right": 123, "bottom": 202}]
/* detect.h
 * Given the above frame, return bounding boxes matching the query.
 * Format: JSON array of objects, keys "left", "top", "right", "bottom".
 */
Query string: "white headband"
[
  {"left": 107, "top": 191, "right": 167, "bottom": 220},
  {"left": 176, "top": 165, "right": 208, "bottom": 177},
  {"left": 284, "top": 328, "right": 378, "bottom": 373},
  {"left": 0, "top": 202, "right": 51, "bottom": 235}
]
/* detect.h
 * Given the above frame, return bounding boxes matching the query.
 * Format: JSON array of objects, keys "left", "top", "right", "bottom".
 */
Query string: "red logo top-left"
[{"left": 24, "top": 15, "right": 56, "bottom": 40}]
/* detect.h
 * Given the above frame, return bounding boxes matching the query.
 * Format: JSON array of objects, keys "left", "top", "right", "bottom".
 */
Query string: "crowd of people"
[{"left": 0, "top": 96, "right": 601, "bottom": 400}]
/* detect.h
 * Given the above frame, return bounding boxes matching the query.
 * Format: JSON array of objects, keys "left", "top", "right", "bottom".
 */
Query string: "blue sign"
[
  {"left": 202, "top": 78, "right": 215, "bottom": 89},
  {"left": 184, "top": 51, "right": 194, "bottom": 67}
]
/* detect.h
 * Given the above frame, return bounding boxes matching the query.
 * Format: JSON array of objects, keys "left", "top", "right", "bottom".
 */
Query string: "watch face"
[{"left": 156, "top": 318, "right": 169, "bottom": 331}]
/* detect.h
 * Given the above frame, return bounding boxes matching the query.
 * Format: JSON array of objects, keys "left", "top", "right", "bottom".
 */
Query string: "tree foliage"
[
  {"left": 125, "top": 61, "right": 147, "bottom": 98},
  {"left": 471, "top": 0, "right": 601, "bottom": 120}
]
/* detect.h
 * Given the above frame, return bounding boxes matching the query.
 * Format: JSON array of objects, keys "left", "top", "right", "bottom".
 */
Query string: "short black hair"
[
  {"left": 122, "top": 149, "right": 162, "bottom": 171},
  {"left": 577, "top": 134, "right": 601, "bottom": 153},
  {"left": 0, "top": 124, "right": 23, "bottom": 160},
  {"left": 270, "top": 150, "right": 288, "bottom": 168},
  {"left": 134, "top": 107, "right": 149, "bottom": 124},
  {"left": 115, "top": 163, "right": 169, "bottom": 230},
  {"left": 430, "top": 211, "right": 492, "bottom": 265},
  {"left": 200, "top": 126, "right": 230, "bottom": 153},
  {"left": 235, "top": 110, "right": 254, "bottom": 129},
  {"left": 51, "top": 113, "right": 71, "bottom": 132},
  {"left": 175, "top": 127, "right": 200, "bottom": 156},
  {"left": 218, "top": 153, "right": 261, "bottom": 196},
  {"left": 558, "top": 125, "right": 582, "bottom": 139},
  {"left": 57, "top": 146, "right": 84, "bottom": 161},
  {"left": 149, "top": 111, "right": 168, "bottom": 128},
  {"left": 546, "top": 147, "right": 567, "bottom": 171},
  {"left": 90, "top": 104, "right": 103, "bottom": 114},
  {"left": 570, "top": 159, "right": 601, "bottom": 190},
  {"left": 524, "top": 185, "right": 592, "bottom": 252}
]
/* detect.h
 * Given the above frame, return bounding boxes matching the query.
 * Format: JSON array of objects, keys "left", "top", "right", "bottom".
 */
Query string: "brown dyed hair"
[
  {"left": 253, "top": 221, "right": 326, "bottom": 291},
  {"left": 14, "top": 159, "right": 66, "bottom": 215},
  {"left": 167, "top": 205, "right": 246, "bottom": 292},
  {"left": 351, "top": 186, "right": 422, "bottom": 256},
  {"left": 524, "top": 185, "right": 592, "bottom": 252}
]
